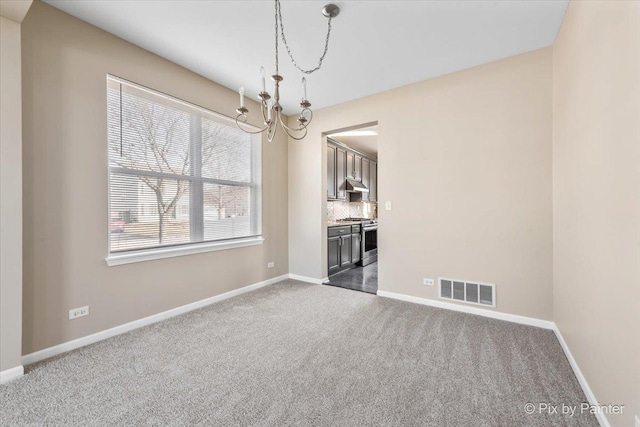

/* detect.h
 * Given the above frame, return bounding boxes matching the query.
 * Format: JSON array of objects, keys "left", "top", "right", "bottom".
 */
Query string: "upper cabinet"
[
  {"left": 336, "top": 147, "right": 347, "bottom": 200},
  {"left": 354, "top": 156, "right": 362, "bottom": 182},
  {"left": 327, "top": 139, "right": 377, "bottom": 202},
  {"left": 361, "top": 158, "right": 370, "bottom": 202},
  {"left": 327, "top": 144, "right": 337, "bottom": 200},
  {"left": 369, "top": 161, "right": 377, "bottom": 202},
  {"left": 346, "top": 152, "right": 354, "bottom": 179},
  {"left": 346, "top": 152, "right": 363, "bottom": 181}
]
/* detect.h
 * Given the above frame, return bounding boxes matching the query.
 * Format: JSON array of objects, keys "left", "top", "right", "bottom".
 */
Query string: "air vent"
[{"left": 439, "top": 277, "right": 495, "bottom": 307}]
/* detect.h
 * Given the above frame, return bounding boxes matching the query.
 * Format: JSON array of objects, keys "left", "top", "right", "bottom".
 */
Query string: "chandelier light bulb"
[
  {"left": 239, "top": 86, "right": 245, "bottom": 108},
  {"left": 260, "top": 66, "right": 266, "bottom": 93},
  {"left": 301, "top": 77, "right": 307, "bottom": 101}
]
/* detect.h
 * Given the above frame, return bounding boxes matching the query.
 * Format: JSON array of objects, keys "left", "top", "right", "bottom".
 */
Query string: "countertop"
[
  {"left": 328, "top": 221, "right": 362, "bottom": 227},
  {"left": 328, "top": 220, "right": 379, "bottom": 227}
]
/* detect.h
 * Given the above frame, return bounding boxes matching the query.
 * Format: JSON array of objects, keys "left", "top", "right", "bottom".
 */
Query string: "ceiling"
[
  {"left": 44, "top": 0, "right": 568, "bottom": 115},
  {"left": 328, "top": 125, "right": 378, "bottom": 158}
]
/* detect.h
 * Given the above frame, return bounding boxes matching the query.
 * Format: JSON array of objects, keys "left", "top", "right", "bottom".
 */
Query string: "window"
[{"left": 106, "top": 76, "right": 262, "bottom": 264}]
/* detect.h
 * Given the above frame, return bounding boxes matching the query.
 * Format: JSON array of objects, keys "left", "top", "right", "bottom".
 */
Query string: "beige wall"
[
  {"left": 553, "top": 1, "right": 640, "bottom": 426},
  {"left": 289, "top": 48, "right": 553, "bottom": 320},
  {"left": 0, "top": 15, "right": 24, "bottom": 372},
  {"left": 21, "top": 1, "right": 288, "bottom": 355}
]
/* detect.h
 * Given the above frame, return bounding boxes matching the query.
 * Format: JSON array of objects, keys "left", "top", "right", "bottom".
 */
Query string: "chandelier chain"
[
  {"left": 274, "top": 0, "right": 279, "bottom": 74},
  {"left": 275, "top": 0, "right": 333, "bottom": 75}
]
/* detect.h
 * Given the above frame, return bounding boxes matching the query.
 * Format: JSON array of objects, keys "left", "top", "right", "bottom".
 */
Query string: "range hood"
[{"left": 346, "top": 179, "right": 369, "bottom": 193}]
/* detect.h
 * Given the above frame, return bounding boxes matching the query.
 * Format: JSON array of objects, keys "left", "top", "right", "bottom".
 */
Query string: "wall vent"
[{"left": 438, "top": 277, "right": 496, "bottom": 308}]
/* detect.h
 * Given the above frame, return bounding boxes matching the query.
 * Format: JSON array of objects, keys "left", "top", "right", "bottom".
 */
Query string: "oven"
[{"left": 361, "top": 223, "right": 378, "bottom": 266}]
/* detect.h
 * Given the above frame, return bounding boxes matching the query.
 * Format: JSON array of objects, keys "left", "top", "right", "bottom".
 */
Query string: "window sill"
[{"left": 105, "top": 237, "right": 264, "bottom": 266}]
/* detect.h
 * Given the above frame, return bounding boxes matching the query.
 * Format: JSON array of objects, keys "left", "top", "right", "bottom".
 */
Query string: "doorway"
[{"left": 323, "top": 124, "right": 379, "bottom": 294}]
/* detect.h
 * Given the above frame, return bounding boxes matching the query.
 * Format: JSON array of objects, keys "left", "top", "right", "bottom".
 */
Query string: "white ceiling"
[
  {"left": 44, "top": 0, "right": 568, "bottom": 115},
  {"left": 329, "top": 125, "right": 378, "bottom": 158}
]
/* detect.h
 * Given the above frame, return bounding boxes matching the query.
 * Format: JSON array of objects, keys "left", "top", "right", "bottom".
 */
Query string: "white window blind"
[{"left": 107, "top": 76, "right": 261, "bottom": 255}]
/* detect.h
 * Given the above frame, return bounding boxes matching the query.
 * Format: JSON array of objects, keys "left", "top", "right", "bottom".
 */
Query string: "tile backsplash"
[{"left": 327, "top": 200, "right": 378, "bottom": 222}]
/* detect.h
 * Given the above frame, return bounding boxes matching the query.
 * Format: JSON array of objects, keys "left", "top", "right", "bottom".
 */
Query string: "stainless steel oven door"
[{"left": 362, "top": 226, "right": 378, "bottom": 266}]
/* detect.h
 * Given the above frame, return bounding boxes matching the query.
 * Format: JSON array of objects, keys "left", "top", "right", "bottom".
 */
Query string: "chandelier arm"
[
  {"left": 282, "top": 123, "right": 308, "bottom": 141},
  {"left": 277, "top": 108, "right": 313, "bottom": 133},
  {"left": 300, "top": 108, "right": 313, "bottom": 128},
  {"left": 260, "top": 100, "right": 270, "bottom": 124},
  {"left": 275, "top": 0, "right": 333, "bottom": 75},
  {"left": 267, "top": 115, "right": 278, "bottom": 142},
  {"left": 235, "top": 114, "right": 270, "bottom": 135},
  {"left": 278, "top": 111, "right": 309, "bottom": 138},
  {"left": 277, "top": 111, "right": 298, "bottom": 132}
]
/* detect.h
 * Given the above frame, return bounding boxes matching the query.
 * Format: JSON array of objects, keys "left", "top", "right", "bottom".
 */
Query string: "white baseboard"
[
  {"left": 553, "top": 326, "right": 609, "bottom": 427},
  {"left": 22, "top": 274, "right": 289, "bottom": 366},
  {"left": 288, "top": 274, "right": 325, "bottom": 285},
  {"left": 0, "top": 365, "right": 24, "bottom": 384},
  {"left": 376, "top": 290, "right": 555, "bottom": 330}
]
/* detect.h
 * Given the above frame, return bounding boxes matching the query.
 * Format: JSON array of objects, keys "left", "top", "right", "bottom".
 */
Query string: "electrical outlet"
[
  {"left": 69, "top": 306, "right": 89, "bottom": 320},
  {"left": 385, "top": 201, "right": 392, "bottom": 211},
  {"left": 423, "top": 278, "right": 434, "bottom": 286},
  {"left": 267, "top": 262, "right": 275, "bottom": 268}
]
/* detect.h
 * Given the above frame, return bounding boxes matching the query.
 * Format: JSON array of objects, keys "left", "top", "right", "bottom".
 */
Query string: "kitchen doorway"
[{"left": 323, "top": 124, "right": 379, "bottom": 294}]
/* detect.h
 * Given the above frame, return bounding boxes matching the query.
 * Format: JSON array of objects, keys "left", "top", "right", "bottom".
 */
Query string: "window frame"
[{"left": 105, "top": 75, "right": 263, "bottom": 266}]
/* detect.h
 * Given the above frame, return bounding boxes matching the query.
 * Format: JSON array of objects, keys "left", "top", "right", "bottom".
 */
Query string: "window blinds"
[{"left": 107, "top": 76, "right": 261, "bottom": 254}]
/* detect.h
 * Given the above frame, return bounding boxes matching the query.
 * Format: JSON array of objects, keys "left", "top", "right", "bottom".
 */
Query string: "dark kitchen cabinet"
[
  {"left": 354, "top": 155, "right": 362, "bottom": 181},
  {"left": 328, "top": 225, "right": 363, "bottom": 276},
  {"left": 346, "top": 152, "right": 354, "bottom": 179},
  {"left": 340, "top": 235, "right": 352, "bottom": 267},
  {"left": 327, "top": 139, "right": 377, "bottom": 203},
  {"left": 336, "top": 147, "right": 347, "bottom": 200},
  {"left": 369, "top": 161, "right": 377, "bottom": 202},
  {"left": 346, "top": 152, "right": 362, "bottom": 181},
  {"left": 328, "top": 236, "right": 341, "bottom": 274},
  {"left": 327, "top": 144, "right": 337, "bottom": 200},
  {"left": 351, "top": 233, "right": 361, "bottom": 264},
  {"left": 361, "top": 158, "right": 370, "bottom": 202}
]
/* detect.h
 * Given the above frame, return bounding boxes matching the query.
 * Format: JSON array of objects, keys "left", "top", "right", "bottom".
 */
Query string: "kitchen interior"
[{"left": 325, "top": 125, "right": 378, "bottom": 294}]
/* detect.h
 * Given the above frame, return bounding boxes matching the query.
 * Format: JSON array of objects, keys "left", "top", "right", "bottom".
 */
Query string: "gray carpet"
[{"left": 1, "top": 280, "right": 596, "bottom": 426}]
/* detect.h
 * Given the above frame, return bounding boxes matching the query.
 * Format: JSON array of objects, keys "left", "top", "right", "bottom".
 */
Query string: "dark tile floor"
[{"left": 324, "top": 262, "right": 378, "bottom": 294}]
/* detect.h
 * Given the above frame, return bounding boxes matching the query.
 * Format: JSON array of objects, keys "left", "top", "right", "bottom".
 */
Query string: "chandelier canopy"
[{"left": 235, "top": 1, "right": 340, "bottom": 142}]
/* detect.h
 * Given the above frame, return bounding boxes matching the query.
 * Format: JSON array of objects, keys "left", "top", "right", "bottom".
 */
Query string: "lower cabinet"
[
  {"left": 328, "top": 226, "right": 361, "bottom": 276},
  {"left": 352, "top": 233, "right": 361, "bottom": 264},
  {"left": 328, "top": 236, "right": 341, "bottom": 275},
  {"left": 340, "top": 235, "right": 352, "bottom": 268}
]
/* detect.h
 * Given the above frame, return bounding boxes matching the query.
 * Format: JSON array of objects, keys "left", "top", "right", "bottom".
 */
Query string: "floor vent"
[{"left": 438, "top": 277, "right": 496, "bottom": 308}]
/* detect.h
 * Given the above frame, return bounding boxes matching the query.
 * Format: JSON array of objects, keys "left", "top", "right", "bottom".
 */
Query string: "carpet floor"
[{"left": 1, "top": 280, "right": 596, "bottom": 426}]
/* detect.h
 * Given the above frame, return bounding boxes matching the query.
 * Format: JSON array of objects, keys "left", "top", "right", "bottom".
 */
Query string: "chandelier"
[{"left": 235, "top": 0, "right": 340, "bottom": 142}]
